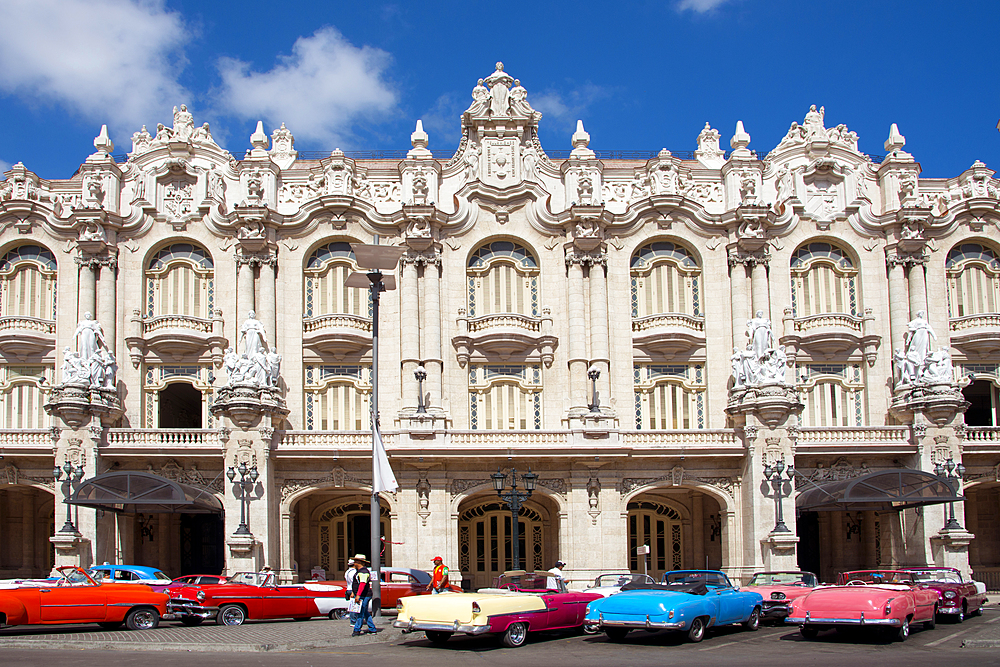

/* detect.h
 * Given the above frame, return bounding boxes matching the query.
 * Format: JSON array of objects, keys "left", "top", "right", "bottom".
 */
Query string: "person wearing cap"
[
  {"left": 344, "top": 559, "right": 357, "bottom": 623},
  {"left": 350, "top": 554, "right": 379, "bottom": 636},
  {"left": 427, "top": 556, "right": 449, "bottom": 594},
  {"left": 546, "top": 560, "right": 567, "bottom": 590}
]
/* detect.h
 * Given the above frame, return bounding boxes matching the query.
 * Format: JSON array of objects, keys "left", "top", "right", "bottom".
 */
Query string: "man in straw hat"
[{"left": 350, "top": 554, "right": 380, "bottom": 636}]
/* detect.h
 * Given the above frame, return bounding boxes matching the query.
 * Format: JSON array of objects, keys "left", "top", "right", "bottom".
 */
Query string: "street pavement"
[{"left": 4, "top": 606, "right": 1000, "bottom": 665}]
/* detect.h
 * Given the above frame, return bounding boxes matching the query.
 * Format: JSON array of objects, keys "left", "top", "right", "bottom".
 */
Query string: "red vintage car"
[
  {"left": 168, "top": 571, "right": 351, "bottom": 626},
  {"left": 904, "top": 567, "right": 988, "bottom": 621},
  {"left": 323, "top": 567, "right": 463, "bottom": 609},
  {"left": 743, "top": 571, "right": 818, "bottom": 623},
  {"left": 0, "top": 566, "right": 169, "bottom": 630},
  {"left": 787, "top": 570, "right": 940, "bottom": 642}
]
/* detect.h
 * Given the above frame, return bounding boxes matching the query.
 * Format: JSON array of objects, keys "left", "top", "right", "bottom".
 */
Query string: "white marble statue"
[
  {"left": 922, "top": 347, "right": 954, "bottom": 384},
  {"left": 731, "top": 312, "right": 789, "bottom": 388},
  {"left": 903, "top": 310, "right": 936, "bottom": 373},
  {"left": 73, "top": 312, "right": 107, "bottom": 361},
  {"left": 266, "top": 351, "right": 282, "bottom": 387},
  {"left": 240, "top": 311, "right": 268, "bottom": 357},
  {"left": 746, "top": 311, "right": 773, "bottom": 361},
  {"left": 221, "top": 315, "right": 283, "bottom": 389},
  {"left": 61, "top": 346, "right": 88, "bottom": 385}
]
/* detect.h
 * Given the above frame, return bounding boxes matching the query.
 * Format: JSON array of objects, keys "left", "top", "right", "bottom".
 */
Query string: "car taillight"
[
  {"left": 884, "top": 600, "right": 892, "bottom": 615},
  {"left": 472, "top": 602, "right": 481, "bottom": 613},
  {"left": 396, "top": 600, "right": 403, "bottom": 610}
]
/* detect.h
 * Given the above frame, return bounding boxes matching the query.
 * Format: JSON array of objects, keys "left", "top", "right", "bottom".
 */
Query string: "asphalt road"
[{"left": 6, "top": 607, "right": 1000, "bottom": 666}]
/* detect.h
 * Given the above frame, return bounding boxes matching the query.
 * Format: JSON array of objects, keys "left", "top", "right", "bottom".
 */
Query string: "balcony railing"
[
  {"left": 620, "top": 430, "right": 739, "bottom": 449},
  {"left": 0, "top": 316, "right": 56, "bottom": 334},
  {"left": 964, "top": 427, "right": 1000, "bottom": 443},
  {"left": 792, "top": 313, "right": 863, "bottom": 334},
  {"left": 950, "top": 314, "right": 1000, "bottom": 332},
  {"left": 795, "top": 427, "right": 912, "bottom": 451},
  {"left": 0, "top": 429, "right": 54, "bottom": 449},
  {"left": 631, "top": 313, "right": 705, "bottom": 333},
  {"left": 278, "top": 431, "right": 385, "bottom": 450},
  {"left": 302, "top": 314, "right": 372, "bottom": 334},
  {"left": 467, "top": 314, "right": 541, "bottom": 334},
  {"left": 106, "top": 429, "right": 220, "bottom": 448},
  {"left": 143, "top": 314, "right": 213, "bottom": 334}
]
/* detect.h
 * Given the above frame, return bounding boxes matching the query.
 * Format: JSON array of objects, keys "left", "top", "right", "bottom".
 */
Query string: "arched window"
[
  {"left": 631, "top": 241, "right": 701, "bottom": 318},
  {"left": 790, "top": 242, "right": 858, "bottom": 317},
  {"left": 304, "top": 242, "right": 371, "bottom": 318},
  {"left": 459, "top": 500, "right": 546, "bottom": 588},
  {"left": 797, "top": 363, "right": 865, "bottom": 427},
  {"left": 467, "top": 241, "right": 538, "bottom": 317},
  {"left": 947, "top": 243, "right": 1000, "bottom": 318},
  {"left": 469, "top": 364, "right": 542, "bottom": 430},
  {"left": 627, "top": 501, "right": 683, "bottom": 576},
  {"left": 317, "top": 501, "right": 391, "bottom": 573},
  {"left": 0, "top": 245, "right": 57, "bottom": 321},
  {"left": 0, "top": 366, "right": 53, "bottom": 429},
  {"left": 146, "top": 244, "right": 214, "bottom": 319},
  {"left": 633, "top": 364, "right": 706, "bottom": 429},
  {"left": 304, "top": 365, "right": 371, "bottom": 431}
]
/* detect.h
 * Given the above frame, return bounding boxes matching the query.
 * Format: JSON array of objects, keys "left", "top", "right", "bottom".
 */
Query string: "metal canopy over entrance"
[
  {"left": 795, "top": 469, "right": 963, "bottom": 512},
  {"left": 67, "top": 471, "right": 223, "bottom": 514}
]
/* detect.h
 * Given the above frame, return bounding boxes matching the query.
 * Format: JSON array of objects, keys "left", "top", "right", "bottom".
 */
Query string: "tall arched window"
[
  {"left": 0, "top": 365, "right": 53, "bottom": 428},
  {"left": 628, "top": 501, "right": 683, "bottom": 576},
  {"left": 467, "top": 241, "right": 538, "bottom": 317},
  {"left": 797, "top": 363, "right": 865, "bottom": 427},
  {"left": 631, "top": 241, "right": 701, "bottom": 318},
  {"left": 317, "top": 500, "right": 391, "bottom": 573},
  {"left": 304, "top": 242, "right": 371, "bottom": 318},
  {"left": 304, "top": 364, "right": 371, "bottom": 431},
  {"left": 633, "top": 364, "right": 706, "bottom": 429},
  {"left": 947, "top": 243, "right": 1000, "bottom": 318},
  {"left": 469, "top": 364, "right": 542, "bottom": 430},
  {"left": 0, "top": 245, "right": 57, "bottom": 322},
  {"left": 146, "top": 244, "right": 214, "bottom": 319},
  {"left": 459, "top": 500, "right": 545, "bottom": 589},
  {"left": 790, "top": 242, "right": 858, "bottom": 317}
]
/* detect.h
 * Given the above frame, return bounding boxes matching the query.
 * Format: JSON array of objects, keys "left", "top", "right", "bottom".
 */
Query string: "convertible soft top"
[{"left": 621, "top": 581, "right": 709, "bottom": 596}]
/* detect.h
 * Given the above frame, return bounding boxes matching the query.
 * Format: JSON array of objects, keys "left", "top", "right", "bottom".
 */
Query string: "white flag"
[{"left": 373, "top": 427, "right": 398, "bottom": 493}]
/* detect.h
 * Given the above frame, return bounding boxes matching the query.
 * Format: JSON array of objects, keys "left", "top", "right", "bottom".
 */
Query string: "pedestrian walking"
[
  {"left": 344, "top": 558, "right": 357, "bottom": 624},
  {"left": 350, "top": 554, "right": 379, "bottom": 636},
  {"left": 427, "top": 556, "right": 450, "bottom": 594}
]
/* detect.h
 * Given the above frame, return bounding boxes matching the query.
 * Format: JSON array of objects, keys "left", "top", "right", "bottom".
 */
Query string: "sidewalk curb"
[{"left": 962, "top": 639, "right": 1000, "bottom": 649}]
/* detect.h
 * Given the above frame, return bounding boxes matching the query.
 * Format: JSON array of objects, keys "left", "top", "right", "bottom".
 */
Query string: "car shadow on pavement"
[
  {"left": 777, "top": 626, "right": 932, "bottom": 644},
  {"left": 399, "top": 628, "right": 583, "bottom": 652}
]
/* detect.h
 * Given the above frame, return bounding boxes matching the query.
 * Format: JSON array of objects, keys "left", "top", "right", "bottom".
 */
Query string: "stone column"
[
  {"left": 280, "top": 508, "right": 296, "bottom": 583},
  {"left": 77, "top": 257, "right": 98, "bottom": 318},
  {"left": 97, "top": 260, "right": 117, "bottom": 354},
  {"left": 887, "top": 253, "right": 909, "bottom": 353},
  {"left": 588, "top": 256, "right": 610, "bottom": 403},
  {"left": 730, "top": 257, "right": 749, "bottom": 349},
  {"left": 907, "top": 258, "right": 928, "bottom": 319},
  {"left": 237, "top": 255, "right": 255, "bottom": 324},
  {"left": 21, "top": 491, "right": 34, "bottom": 576},
  {"left": 567, "top": 254, "right": 587, "bottom": 409},
  {"left": 400, "top": 256, "right": 420, "bottom": 409},
  {"left": 692, "top": 492, "right": 704, "bottom": 570},
  {"left": 422, "top": 256, "right": 442, "bottom": 409},
  {"left": 750, "top": 256, "right": 770, "bottom": 319},
  {"left": 259, "top": 254, "right": 277, "bottom": 347}
]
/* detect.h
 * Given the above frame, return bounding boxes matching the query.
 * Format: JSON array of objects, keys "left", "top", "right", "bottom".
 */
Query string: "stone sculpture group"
[
  {"left": 731, "top": 311, "right": 789, "bottom": 388},
  {"left": 223, "top": 311, "right": 281, "bottom": 388},
  {"left": 61, "top": 312, "right": 118, "bottom": 389},
  {"left": 893, "top": 311, "right": 955, "bottom": 386}
]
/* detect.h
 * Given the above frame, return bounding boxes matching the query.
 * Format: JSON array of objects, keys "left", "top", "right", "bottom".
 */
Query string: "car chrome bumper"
[
  {"left": 761, "top": 603, "right": 791, "bottom": 620},
  {"left": 786, "top": 614, "right": 900, "bottom": 626},
  {"left": 393, "top": 617, "right": 491, "bottom": 635},
  {"left": 167, "top": 601, "right": 220, "bottom": 620},
  {"left": 596, "top": 613, "right": 686, "bottom": 630},
  {"left": 937, "top": 607, "right": 963, "bottom": 615}
]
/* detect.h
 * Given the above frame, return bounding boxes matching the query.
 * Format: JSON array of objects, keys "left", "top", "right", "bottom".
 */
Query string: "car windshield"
[
  {"left": 663, "top": 571, "right": 731, "bottom": 589},
  {"left": 907, "top": 569, "right": 963, "bottom": 584},
  {"left": 748, "top": 572, "right": 817, "bottom": 587},
  {"left": 594, "top": 574, "right": 655, "bottom": 587},
  {"left": 227, "top": 572, "right": 275, "bottom": 587},
  {"left": 841, "top": 571, "right": 913, "bottom": 585},
  {"left": 153, "top": 571, "right": 171, "bottom": 581},
  {"left": 58, "top": 567, "right": 97, "bottom": 586},
  {"left": 494, "top": 573, "right": 566, "bottom": 593}
]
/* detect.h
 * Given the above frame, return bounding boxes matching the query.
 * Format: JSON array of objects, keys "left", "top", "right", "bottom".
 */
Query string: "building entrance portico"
[
  {"left": 626, "top": 489, "right": 724, "bottom": 580},
  {"left": 290, "top": 492, "right": 392, "bottom": 579}
]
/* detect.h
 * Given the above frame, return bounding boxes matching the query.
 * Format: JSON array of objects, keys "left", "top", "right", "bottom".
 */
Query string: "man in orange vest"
[{"left": 427, "top": 556, "right": 449, "bottom": 594}]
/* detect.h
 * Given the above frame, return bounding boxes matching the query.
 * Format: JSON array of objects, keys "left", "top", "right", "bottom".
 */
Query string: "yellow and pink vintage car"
[{"left": 394, "top": 571, "right": 601, "bottom": 648}]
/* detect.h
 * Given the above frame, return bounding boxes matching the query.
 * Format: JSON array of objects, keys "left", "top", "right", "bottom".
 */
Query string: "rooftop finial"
[
  {"left": 408, "top": 119, "right": 432, "bottom": 158},
  {"left": 250, "top": 121, "right": 269, "bottom": 152},
  {"left": 884, "top": 123, "right": 906, "bottom": 153},
  {"left": 730, "top": 120, "right": 751, "bottom": 154},
  {"left": 93, "top": 124, "right": 113, "bottom": 155}
]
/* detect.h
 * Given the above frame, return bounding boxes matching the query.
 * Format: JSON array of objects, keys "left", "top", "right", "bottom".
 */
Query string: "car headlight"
[
  {"left": 944, "top": 591, "right": 957, "bottom": 599},
  {"left": 197, "top": 590, "right": 206, "bottom": 602}
]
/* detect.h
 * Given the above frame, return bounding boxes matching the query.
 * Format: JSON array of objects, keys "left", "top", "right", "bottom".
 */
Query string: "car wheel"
[
  {"left": 124, "top": 607, "right": 159, "bottom": 631},
  {"left": 895, "top": 618, "right": 909, "bottom": 642},
  {"left": 217, "top": 604, "right": 247, "bottom": 626},
  {"left": 924, "top": 607, "right": 936, "bottom": 630},
  {"left": 973, "top": 603, "right": 985, "bottom": 617},
  {"left": 687, "top": 617, "right": 706, "bottom": 643},
  {"left": 98, "top": 621, "right": 123, "bottom": 630},
  {"left": 426, "top": 630, "right": 452, "bottom": 644},
  {"left": 329, "top": 609, "right": 348, "bottom": 620},
  {"left": 743, "top": 607, "right": 761, "bottom": 631},
  {"left": 180, "top": 617, "right": 203, "bottom": 627},
  {"left": 799, "top": 626, "right": 819, "bottom": 639},
  {"left": 605, "top": 628, "right": 629, "bottom": 642},
  {"left": 956, "top": 604, "right": 966, "bottom": 623},
  {"left": 502, "top": 622, "right": 528, "bottom": 648},
  {"left": 582, "top": 624, "right": 599, "bottom": 635}
]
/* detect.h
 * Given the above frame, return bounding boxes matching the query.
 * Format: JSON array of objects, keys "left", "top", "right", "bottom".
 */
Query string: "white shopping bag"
[{"left": 348, "top": 600, "right": 362, "bottom": 614}]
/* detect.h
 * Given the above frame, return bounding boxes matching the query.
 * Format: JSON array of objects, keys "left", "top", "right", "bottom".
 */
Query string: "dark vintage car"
[
  {"left": 0, "top": 566, "right": 170, "bottom": 630},
  {"left": 903, "top": 567, "right": 988, "bottom": 621}
]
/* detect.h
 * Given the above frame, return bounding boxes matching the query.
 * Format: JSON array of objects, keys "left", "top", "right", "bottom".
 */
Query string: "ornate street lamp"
[
  {"left": 347, "top": 242, "right": 404, "bottom": 619},
  {"left": 935, "top": 456, "right": 966, "bottom": 531},
  {"left": 53, "top": 458, "right": 85, "bottom": 533},
  {"left": 227, "top": 460, "right": 259, "bottom": 536},
  {"left": 414, "top": 364, "right": 427, "bottom": 414},
  {"left": 587, "top": 366, "right": 601, "bottom": 412},
  {"left": 762, "top": 459, "right": 794, "bottom": 533},
  {"left": 491, "top": 468, "right": 538, "bottom": 570}
]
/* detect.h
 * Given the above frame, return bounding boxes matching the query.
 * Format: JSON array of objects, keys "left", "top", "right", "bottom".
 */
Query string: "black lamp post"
[
  {"left": 414, "top": 364, "right": 427, "bottom": 414},
  {"left": 491, "top": 468, "right": 538, "bottom": 570},
  {"left": 227, "top": 460, "right": 259, "bottom": 536},
  {"left": 53, "top": 459, "right": 85, "bottom": 533},
  {"left": 587, "top": 366, "right": 600, "bottom": 412},
  {"left": 762, "top": 459, "right": 794, "bottom": 533},
  {"left": 935, "top": 456, "right": 966, "bottom": 531}
]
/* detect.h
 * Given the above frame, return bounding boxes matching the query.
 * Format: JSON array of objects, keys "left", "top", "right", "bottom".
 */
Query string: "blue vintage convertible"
[{"left": 583, "top": 570, "right": 763, "bottom": 643}]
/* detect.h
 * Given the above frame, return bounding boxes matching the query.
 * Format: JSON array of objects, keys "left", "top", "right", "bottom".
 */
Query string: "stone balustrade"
[
  {"left": 793, "top": 313, "right": 863, "bottom": 333},
  {"left": 950, "top": 314, "right": 1000, "bottom": 332},
  {"left": 795, "top": 426, "right": 912, "bottom": 453},
  {"left": 143, "top": 314, "right": 213, "bottom": 334},
  {"left": 106, "top": 428, "right": 220, "bottom": 448},
  {"left": 964, "top": 426, "right": 1000, "bottom": 443},
  {"left": 0, "top": 316, "right": 56, "bottom": 333},
  {"left": 631, "top": 313, "right": 705, "bottom": 333},
  {"left": 0, "top": 429, "right": 55, "bottom": 449},
  {"left": 302, "top": 313, "right": 372, "bottom": 334},
  {"left": 466, "top": 313, "right": 541, "bottom": 334},
  {"left": 278, "top": 430, "right": 384, "bottom": 450}
]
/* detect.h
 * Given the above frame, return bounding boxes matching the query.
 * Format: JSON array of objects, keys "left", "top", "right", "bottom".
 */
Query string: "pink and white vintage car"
[
  {"left": 786, "top": 570, "right": 940, "bottom": 642},
  {"left": 743, "top": 571, "right": 817, "bottom": 623}
]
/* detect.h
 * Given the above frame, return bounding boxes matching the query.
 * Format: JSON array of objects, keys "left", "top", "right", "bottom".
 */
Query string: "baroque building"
[{"left": 1, "top": 63, "right": 999, "bottom": 589}]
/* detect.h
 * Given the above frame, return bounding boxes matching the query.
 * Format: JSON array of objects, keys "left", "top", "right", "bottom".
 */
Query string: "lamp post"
[
  {"left": 414, "top": 364, "right": 427, "bottom": 414},
  {"left": 587, "top": 366, "right": 600, "bottom": 412},
  {"left": 347, "top": 242, "right": 404, "bottom": 619},
  {"left": 227, "top": 460, "right": 259, "bottom": 536},
  {"left": 934, "top": 456, "right": 966, "bottom": 531},
  {"left": 762, "top": 459, "right": 794, "bottom": 533},
  {"left": 490, "top": 468, "right": 538, "bottom": 570},
  {"left": 53, "top": 458, "right": 85, "bottom": 533}
]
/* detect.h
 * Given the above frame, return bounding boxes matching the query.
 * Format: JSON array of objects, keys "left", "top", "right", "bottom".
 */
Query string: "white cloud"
[
  {"left": 215, "top": 27, "right": 398, "bottom": 147},
  {"left": 0, "top": 159, "right": 11, "bottom": 173},
  {"left": 676, "top": 0, "right": 732, "bottom": 12},
  {"left": 0, "top": 0, "right": 191, "bottom": 138},
  {"left": 531, "top": 84, "right": 612, "bottom": 124},
  {"left": 417, "top": 93, "right": 467, "bottom": 147}
]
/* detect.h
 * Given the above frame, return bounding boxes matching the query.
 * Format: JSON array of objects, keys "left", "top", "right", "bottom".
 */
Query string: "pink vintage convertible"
[
  {"left": 743, "top": 571, "right": 817, "bottom": 623},
  {"left": 786, "top": 570, "right": 940, "bottom": 642}
]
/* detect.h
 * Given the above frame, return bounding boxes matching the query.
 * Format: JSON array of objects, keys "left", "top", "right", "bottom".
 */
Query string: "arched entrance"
[
  {"left": 796, "top": 510, "right": 883, "bottom": 583},
  {"left": 626, "top": 489, "right": 723, "bottom": 580},
  {"left": 966, "top": 483, "right": 1000, "bottom": 590},
  {"left": 290, "top": 493, "right": 392, "bottom": 580},
  {"left": 158, "top": 383, "right": 202, "bottom": 428},
  {"left": 0, "top": 485, "right": 55, "bottom": 578}
]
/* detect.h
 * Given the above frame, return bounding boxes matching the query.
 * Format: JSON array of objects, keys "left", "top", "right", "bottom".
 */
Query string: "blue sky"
[{"left": 1, "top": 0, "right": 997, "bottom": 179}]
